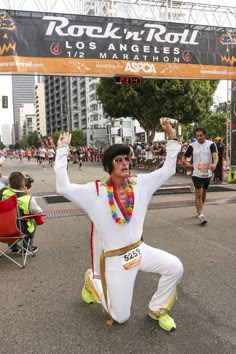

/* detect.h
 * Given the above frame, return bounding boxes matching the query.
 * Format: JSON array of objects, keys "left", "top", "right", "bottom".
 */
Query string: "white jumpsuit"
[{"left": 54, "top": 141, "right": 183, "bottom": 323}]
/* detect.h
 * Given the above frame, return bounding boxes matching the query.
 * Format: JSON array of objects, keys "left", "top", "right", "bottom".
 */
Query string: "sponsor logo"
[
  {"left": 125, "top": 62, "right": 156, "bottom": 73},
  {"left": 43, "top": 16, "right": 199, "bottom": 45},
  {"left": 50, "top": 42, "right": 62, "bottom": 55}
]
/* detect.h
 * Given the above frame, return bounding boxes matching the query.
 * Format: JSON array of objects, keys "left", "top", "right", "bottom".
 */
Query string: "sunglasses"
[{"left": 113, "top": 156, "right": 130, "bottom": 164}]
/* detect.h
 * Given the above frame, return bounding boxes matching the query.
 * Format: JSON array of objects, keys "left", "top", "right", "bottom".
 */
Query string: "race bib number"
[
  {"left": 198, "top": 163, "right": 210, "bottom": 177},
  {"left": 198, "top": 168, "right": 210, "bottom": 177},
  {"left": 119, "top": 245, "right": 142, "bottom": 270}
]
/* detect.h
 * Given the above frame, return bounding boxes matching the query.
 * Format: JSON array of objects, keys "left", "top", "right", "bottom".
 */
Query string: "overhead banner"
[{"left": 1, "top": 9, "right": 236, "bottom": 79}]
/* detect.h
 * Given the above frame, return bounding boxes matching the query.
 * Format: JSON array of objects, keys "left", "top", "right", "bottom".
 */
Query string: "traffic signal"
[
  {"left": 2, "top": 96, "right": 8, "bottom": 108},
  {"left": 117, "top": 128, "right": 123, "bottom": 137}
]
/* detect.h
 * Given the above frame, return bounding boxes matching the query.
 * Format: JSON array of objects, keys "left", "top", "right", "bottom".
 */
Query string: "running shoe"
[
  {"left": 30, "top": 246, "right": 39, "bottom": 255},
  {"left": 148, "top": 311, "right": 176, "bottom": 332},
  {"left": 82, "top": 286, "right": 96, "bottom": 304},
  {"left": 82, "top": 269, "right": 100, "bottom": 304},
  {"left": 198, "top": 214, "right": 207, "bottom": 225}
]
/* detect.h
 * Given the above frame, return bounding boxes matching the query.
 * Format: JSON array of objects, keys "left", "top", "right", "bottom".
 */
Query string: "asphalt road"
[{"left": 0, "top": 158, "right": 235, "bottom": 354}]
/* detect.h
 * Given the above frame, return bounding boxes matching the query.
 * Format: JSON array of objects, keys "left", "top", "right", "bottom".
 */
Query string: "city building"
[
  {"left": 44, "top": 76, "right": 73, "bottom": 136},
  {"left": 1, "top": 124, "right": 12, "bottom": 146},
  {"left": 19, "top": 103, "right": 36, "bottom": 144},
  {"left": 44, "top": 75, "right": 108, "bottom": 146},
  {"left": 12, "top": 75, "right": 36, "bottom": 142}
]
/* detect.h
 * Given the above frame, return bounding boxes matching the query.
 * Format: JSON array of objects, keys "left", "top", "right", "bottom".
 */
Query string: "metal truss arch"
[{"left": 1, "top": 0, "right": 236, "bottom": 27}]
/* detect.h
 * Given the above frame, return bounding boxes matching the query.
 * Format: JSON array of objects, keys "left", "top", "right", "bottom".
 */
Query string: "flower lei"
[{"left": 104, "top": 177, "right": 135, "bottom": 224}]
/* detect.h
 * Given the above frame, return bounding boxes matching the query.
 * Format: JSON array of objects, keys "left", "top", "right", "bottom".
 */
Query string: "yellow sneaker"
[
  {"left": 82, "top": 286, "right": 96, "bottom": 304},
  {"left": 148, "top": 310, "right": 176, "bottom": 332},
  {"left": 82, "top": 269, "right": 100, "bottom": 304}
]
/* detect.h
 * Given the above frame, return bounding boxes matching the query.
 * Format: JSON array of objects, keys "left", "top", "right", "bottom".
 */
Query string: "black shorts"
[{"left": 192, "top": 176, "right": 211, "bottom": 190}]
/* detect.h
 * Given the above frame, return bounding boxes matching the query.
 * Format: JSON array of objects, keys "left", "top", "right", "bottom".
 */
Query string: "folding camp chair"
[{"left": 0, "top": 194, "right": 45, "bottom": 268}]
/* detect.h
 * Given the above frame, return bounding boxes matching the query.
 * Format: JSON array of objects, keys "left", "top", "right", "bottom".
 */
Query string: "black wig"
[{"left": 103, "top": 144, "right": 131, "bottom": 174}]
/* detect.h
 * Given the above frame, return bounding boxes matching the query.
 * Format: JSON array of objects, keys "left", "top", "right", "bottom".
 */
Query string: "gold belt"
[{"left": 100, "top": 239, "right": 143, "bottom": 325}]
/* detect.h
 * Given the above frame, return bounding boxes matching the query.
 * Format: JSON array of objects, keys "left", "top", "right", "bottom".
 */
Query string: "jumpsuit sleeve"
[{"left": 54, "top": 146, "right": 94, "bottom": 211}]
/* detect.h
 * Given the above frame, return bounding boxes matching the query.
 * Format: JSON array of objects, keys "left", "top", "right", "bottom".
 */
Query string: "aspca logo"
[
  {"left": 125, "top": 62, "right": 156, "bottom": 73},
  {"left": 50, "top": 42, "right": 62, "bottom": 55}
]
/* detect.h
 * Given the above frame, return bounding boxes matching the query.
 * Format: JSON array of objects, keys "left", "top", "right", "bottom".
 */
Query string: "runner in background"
[{"left": 182, "top": 128, "right": 218, "bottom": 224}]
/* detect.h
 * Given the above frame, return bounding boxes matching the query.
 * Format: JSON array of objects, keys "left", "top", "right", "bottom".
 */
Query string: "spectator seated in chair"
[{"left": 0, "top": 172, "right": 43, "bottom": 255}]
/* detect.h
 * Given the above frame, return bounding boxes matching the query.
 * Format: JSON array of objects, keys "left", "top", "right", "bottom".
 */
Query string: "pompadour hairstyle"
[{"left": 102, "top": 144, "right": 131, "bottom": 174}]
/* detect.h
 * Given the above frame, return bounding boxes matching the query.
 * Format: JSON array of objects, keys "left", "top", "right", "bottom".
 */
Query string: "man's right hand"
[
  {"left": 160, "top": 117, "right": 177, "bottom": 140},
  {"left": 57, "top": 132, "right": 71, "bottom": 147}
]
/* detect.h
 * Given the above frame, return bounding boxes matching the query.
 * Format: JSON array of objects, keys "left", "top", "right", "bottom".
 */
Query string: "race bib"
[
  {"left": 198, "top": 163, "right": 210, "bottom": 177},
  {"left": 198, "top": 168, "right": 210, "bottom": 177},
  {"left": 119, "top": 245, "right": 142, "bottom": 270}
]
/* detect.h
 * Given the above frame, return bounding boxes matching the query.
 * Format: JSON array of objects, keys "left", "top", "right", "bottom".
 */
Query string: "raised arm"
[
  {"left": 57, "top": 131, "right": 72, "bottom": 148},
  {"left": 139, "top": 118, "right": 181, "bottom": 196},
  {"left": 54, "top": 132, "right": 94, "bottom": 210}
]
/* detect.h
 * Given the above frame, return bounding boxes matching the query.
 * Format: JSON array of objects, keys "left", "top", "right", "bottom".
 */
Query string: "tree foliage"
[
  {"left": 52, "top": 131, "right": 61, "bottom": 146},
  {"left": 97, "top": 78, "right": 219, "bottom": 142},
  {"left": 24, "top": 129, "right": 83, "bottom": 149},
  {"left": 27, "top": 131, "right": 39, "bottom": 147},
  {"left": 51, "top": 130, "right": 83, "bottom": 147},
  {"left": 199, "top": 101, "right": 228, "bottom": 139},
  {"left": 215, "top": 101, "right": 228, "bottom": 113},
  {"left": 70, "top": 130, "right": 83, "bottom": 147},
  {"left": 200, "top": 112, "right": 227, "bottom": 139},
  {"left": 0, "top": 141, "right": 5, "bottom": 149}
]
